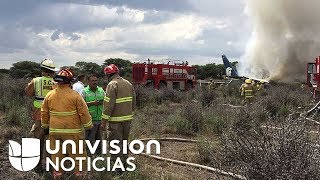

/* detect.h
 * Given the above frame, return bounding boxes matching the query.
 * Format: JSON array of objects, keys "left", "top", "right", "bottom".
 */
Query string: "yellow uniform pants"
[
  {"left": 107, "top": 121, "right": 131, "bottom": 162},
  {"left": 30, "top": 120, "right": 46, "bottom": 169}
]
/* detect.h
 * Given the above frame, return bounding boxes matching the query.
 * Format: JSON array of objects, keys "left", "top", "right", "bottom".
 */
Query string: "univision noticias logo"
[
  {"left": 7, "top": 138, "right": 160, "bottom": 172},
  {"left": 8, "top": 138, "right": 41, "bottom": 171}
]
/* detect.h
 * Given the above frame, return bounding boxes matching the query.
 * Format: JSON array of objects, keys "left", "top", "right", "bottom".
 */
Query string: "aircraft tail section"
[{"left": 222, "top": 54, "right": 239, "bottom": 77}]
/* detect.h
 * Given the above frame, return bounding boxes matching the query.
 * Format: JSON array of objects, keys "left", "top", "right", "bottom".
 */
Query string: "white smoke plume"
[{"left": 240, "top": 0, "right": 320, "bottom": 81}]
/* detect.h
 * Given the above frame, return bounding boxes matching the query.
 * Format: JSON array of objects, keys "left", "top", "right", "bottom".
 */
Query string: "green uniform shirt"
[{"left": 82, "top": 86, "right": 105, "bottom": 121}]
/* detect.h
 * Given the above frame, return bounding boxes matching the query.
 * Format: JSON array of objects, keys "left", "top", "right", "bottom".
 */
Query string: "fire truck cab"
[
  {"left": 307, "top": 56, "right": 320, "bottom": 99},
  {"left": 132, "top": 59, "right": 197, "bottom": 90}
]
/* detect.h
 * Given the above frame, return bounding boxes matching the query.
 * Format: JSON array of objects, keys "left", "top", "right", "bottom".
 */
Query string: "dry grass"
[
  {"left": 0, "top": 76, "right": 32, "bottom": 147},
  {"left": 1, "top": 75, "right": 319, "bottom": 179},
  {"left": 220, "top": 117, "right": 320, "bottom": 179}
]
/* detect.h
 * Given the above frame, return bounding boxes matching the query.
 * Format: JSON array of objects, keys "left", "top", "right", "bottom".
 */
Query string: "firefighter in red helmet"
[{"left": 101, "top": 64, "right": 136, "bottom": 171}]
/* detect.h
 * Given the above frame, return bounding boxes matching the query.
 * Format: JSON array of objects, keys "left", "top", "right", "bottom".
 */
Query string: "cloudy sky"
[{"left": 0, "top": 0, "right": 251, "bottom": 68}]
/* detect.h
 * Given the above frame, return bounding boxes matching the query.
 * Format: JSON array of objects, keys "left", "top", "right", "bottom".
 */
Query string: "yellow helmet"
[
  {"left": 260, "top": 80, "right": 265, "bottom": 84},
  {"left": 40, "top": 58, "right": 56, "bottom": 72},
  {"left": 245, "top": 79, "right": 252, "bottom": 84}
]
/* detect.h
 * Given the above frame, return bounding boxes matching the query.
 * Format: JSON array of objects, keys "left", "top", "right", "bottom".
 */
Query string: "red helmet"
[
  {"left": 104, "top": 64, "right": 119, "bottom": 75},
  {"left": 54, "top": 68, "right": 74, "bottom": 83}
]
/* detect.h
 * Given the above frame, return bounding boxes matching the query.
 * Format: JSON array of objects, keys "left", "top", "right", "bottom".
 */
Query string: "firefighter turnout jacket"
[
  {"left": 241, "top": 84, "right": 255, "bottom": 99},
  {"left": 25, "top": 75, "right": 55, "bottom": 120},
  {"left": 41, "top": 84, "right": 93, "bottom": 134},
  {"left": 102, "top": 74, "right": 135, "bottom": 122}
]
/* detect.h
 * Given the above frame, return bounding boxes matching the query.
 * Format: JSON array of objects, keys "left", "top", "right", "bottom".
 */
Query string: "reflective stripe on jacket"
[
  {"left": 256, "top": 84, "right": 264, "bottom": 91},
  {"left": 102, "top": 74, "right": 136, "bottom": 122},
  {"left": 82, "top": 86, "right": 105, "bottom": 121},
  {"left": 242, "top": 84, "right": 255, "bottom": 98},
  {"left": 33, "top": 76, "right": 54, "bottom": 108},
  {"left": 41, "top": 84, "right": 93, "bottom": 134}
]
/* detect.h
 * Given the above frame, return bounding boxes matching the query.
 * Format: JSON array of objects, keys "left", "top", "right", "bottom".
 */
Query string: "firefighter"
[
  {"left": 256, "top": 80, "right": 265, "bottom": 91},
  {"left": 82, "top": 74, "right": 105, "bottom": 153},
  {"left": 41, "top": 68, "right": 93, "bottom": 179},
  {"left": 100, "top": 64, "right": 136, "bottom": 168},
  {"left": 240, "top": 79, "right": 255, "bottom": 103},
  {"left": 208, "top": 78, "right": 215, "bottom": 90},
  {"left": 25, "top": 58, "right": 56, "bottom": 173}
]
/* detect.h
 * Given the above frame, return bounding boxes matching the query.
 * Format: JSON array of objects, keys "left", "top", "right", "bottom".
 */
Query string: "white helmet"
[{"left": 40, "top": 58, "right": 56, "bottom": 72}]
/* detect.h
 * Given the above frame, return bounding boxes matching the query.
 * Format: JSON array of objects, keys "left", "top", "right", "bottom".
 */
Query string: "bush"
[
  {"left": 199, "top": 87, "right": 217, "bottom": 107},
  {"left": 196, "top": 137, "right": 219, "bottom": 165},
  {"left": 167, "top": 102, "right": 204, "bottom": 135},
  {"left": 255, "top": 83, "right": 309, "bottom": 118},
  {"left": 158, "top": 88, "right": 183, "bottom": 103},
  {"left": 134, "top": 85, "right": 158, "bottom": 108},
  {"left": 134, "top": 85, "right": 184, "bottom": 108},
  {"left": 0, "top": 76, "right": 33, "bottom": 146},
  {"left": 220, "top": 117, "right": 320, "bottom": 179},
  {"left": 5, "top": 106, "right": 30, "bottom": 127},
  {"left": 203, "top": 111, "right": 227, "bottom": 136},
  {"left": 131, "top": 104, "right": 172, "bottom": 138}
]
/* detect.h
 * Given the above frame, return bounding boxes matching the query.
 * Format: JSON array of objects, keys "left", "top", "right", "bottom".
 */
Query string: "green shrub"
[
  {"left": 203, "top": 112, "right": 227, "bottom": 136},
  {"left": 5, "top": 105, "right": 30, "bottom": 127},
  {"left": 167, "top": 102, "right": 204, "bottom": 135},
  {"left": 199, "top": 87, "right": 217, "bottom": 107},
  {"left": 167, "top": 110, "right": 190, "bottom": 135},
  {"left": 159, "top": 88, "right": 183, "bottom": 103},
  {"left": 196, "top": 137, "right": 219, "bottom": 165}
]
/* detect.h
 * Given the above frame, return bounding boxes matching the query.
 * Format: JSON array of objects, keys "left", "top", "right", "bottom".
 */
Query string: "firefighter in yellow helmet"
[
  {"left": 240, "top": 79, "right": 255, "bottom": 104},
  {"left": 25, "top": 58, "right": 56, "bottom": 172},
  {"left": 208, "top": 78, "right": 215, "bottom": 90},
  {"left": 256, "top": 80, "right": 265, "bottom": 91},
  {"left": 100, "top": 64, "right": 136, "bottom": 170},
  {"left": 41, "top": 68, "right": 93, "bottom": 179}
]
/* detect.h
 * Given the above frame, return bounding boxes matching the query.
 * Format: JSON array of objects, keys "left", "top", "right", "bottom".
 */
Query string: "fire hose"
[
  {"left": 306, "top": 100, "right": 320, "bottom": 116},
  {"left": 133, "top": 102, "right": 320, "bottom": 179},
  {"left": 136, "top": 137, "right": 247, "bottom": 180}
]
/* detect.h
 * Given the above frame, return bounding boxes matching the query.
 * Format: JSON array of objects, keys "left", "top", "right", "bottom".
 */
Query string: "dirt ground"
[
  {"left": 0, "top": 111, "right": 4, "bottom": 120},
  {"left": 0, "top": 146, "right": 41, "bottom": 180},
  {"left": 133, "top": 140, "right": 234, "bottom": 179}
]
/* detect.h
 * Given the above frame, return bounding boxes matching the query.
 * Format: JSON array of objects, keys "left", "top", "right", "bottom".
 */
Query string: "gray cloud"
[
  {"left": 142, "top": 10, "right": 177, "bottom": 24},
  {"left": 188, "top": 0, "right": 245, "bottom": 18},
  {"left": 0, "top": 0, "right": 248, "bottom": 68},
  {"left": 50, "top": 30, "right": 61, "bottom": 41},
  {"left": 69, "top": 33, "right": 81, "bottom": 41},
  {"left": 50, "top": 30, "right": 81, "bottom": 41},
  {"left": 103, "top": 0, "right": 195, "bottom": 12},
  {"left": 0, "top": 26, "right": 31, "bottom": 53}
]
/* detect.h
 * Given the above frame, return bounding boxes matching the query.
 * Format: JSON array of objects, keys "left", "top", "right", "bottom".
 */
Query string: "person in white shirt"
[{"left": 72, "top": 74, "right": 86, "bottom": 94}]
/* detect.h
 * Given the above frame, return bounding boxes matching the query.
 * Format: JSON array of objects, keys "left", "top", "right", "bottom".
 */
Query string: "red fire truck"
[
  {"left": 307, "top": 56, "right": 320, "bottom": 99},
  {"left": 132, "top": 60, "right": 197, "bottom": 90}
]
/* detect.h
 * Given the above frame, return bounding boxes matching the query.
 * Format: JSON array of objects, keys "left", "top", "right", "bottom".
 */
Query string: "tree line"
[{"left": 0, "top": 58, "right": 238, "bottom": 80}]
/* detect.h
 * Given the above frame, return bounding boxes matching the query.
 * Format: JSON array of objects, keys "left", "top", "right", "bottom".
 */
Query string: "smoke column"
[{"left": 240, "top": 0, "right": 320, "bottom": 81}]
